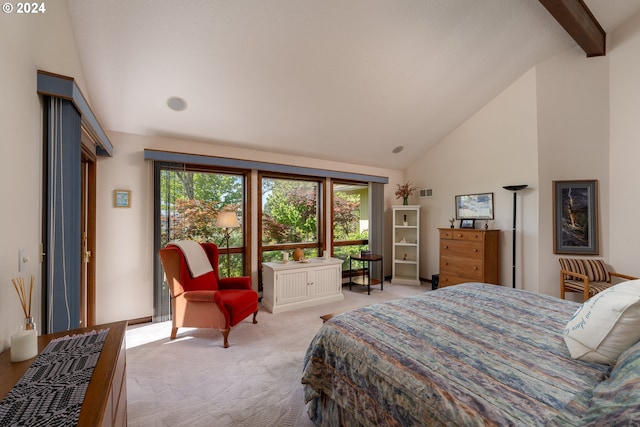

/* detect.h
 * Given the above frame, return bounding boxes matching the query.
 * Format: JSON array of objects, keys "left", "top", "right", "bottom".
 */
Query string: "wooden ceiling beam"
[{"left": 538, "top": 0, "right": 606, "bottom": 57}]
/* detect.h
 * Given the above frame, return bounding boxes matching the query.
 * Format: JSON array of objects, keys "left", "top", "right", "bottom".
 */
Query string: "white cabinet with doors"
[
  {"left": 262, "top": 258, "right": 344, "bottom": 314},
  {"left": 391, "top": 205, "right": 421, "bottom": 285}
]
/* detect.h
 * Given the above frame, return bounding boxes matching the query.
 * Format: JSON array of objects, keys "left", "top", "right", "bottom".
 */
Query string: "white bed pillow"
[{"left": 562, "top": 279, "right": 640, "bottom": 365}]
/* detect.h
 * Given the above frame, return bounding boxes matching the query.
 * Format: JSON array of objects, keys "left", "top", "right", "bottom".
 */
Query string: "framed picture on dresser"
[{"left": 460, "top": 219, "right": 475, "bottom": 229}]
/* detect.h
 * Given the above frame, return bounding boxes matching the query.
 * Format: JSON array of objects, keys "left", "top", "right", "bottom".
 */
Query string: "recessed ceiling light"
[
  {"left": 167, "top": 96, "right": 187, "bottom": 111},
  {"left": 392, "top": 145, "right": 404, "bottom": 154}
]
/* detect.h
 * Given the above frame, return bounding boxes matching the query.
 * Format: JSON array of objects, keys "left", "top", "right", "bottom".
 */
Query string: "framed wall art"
[
  {"left": 553, "top": 180, "right": 598, "bottom": 255},
  {"left": 113, "top": 190, "right": 131, "bottom": 208},
  {"left": 455, "top": 192, "right": 494, "bottom": 220}
]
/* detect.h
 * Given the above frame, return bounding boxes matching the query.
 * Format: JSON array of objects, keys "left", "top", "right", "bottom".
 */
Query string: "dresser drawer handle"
[
  {"left": 473, "top": 249, "right": 478, "bottom": 252},
  {"left": 457, "top": 234, "right": 463, "bottom": 238},
  {"left": 444, "top": 245, "right": 449, "bottom": 249}
]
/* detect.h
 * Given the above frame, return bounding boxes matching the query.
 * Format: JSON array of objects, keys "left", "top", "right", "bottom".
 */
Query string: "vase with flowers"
[{"left": 395, "top": 181, "right": 417, "bottom": 205}]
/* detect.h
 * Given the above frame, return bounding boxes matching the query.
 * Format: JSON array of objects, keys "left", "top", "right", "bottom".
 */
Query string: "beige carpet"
[{"left": 125, "top": 282, "right": 429, "bottom": 427}]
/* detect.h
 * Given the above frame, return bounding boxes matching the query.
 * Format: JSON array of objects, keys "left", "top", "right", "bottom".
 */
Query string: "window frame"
[
  {"left": 331, "top": 180, "right": 369, "bottom": 251},
  {"left": 153, "top": 162, "right": 250, "bottom": 321},
  {"left": 331, "top": 180, "right": 369, "bottom": 277},
  {"left": 147, "top": 150, "right": 388, "bottom": 319},
  {"left": 258, "top": 172, "right": 325, "bottom": 269},
  {"left": 157, "top": 162, "right": 251, "bottom": 273}
]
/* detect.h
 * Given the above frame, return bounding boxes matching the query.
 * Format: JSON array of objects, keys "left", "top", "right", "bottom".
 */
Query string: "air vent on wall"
[{"left": 419, "top": 188, "right": 433, "bottom": 198}]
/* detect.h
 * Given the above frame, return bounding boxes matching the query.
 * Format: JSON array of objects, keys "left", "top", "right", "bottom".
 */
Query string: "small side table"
[{"left": 349, "top": 253, "right": 383, "bottom": 295}]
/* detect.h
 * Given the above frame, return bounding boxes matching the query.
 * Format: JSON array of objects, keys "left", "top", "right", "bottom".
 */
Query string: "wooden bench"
[{"left": 320, "top": 313, "right": 335, "bottom": 323}]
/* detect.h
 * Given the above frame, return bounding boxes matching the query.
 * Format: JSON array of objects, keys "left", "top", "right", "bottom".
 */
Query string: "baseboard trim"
[
  {"left": 386, "top": 276, "right": 432, "bottom": 284},
  {"left": 127, "top": 316, "right": 152, "bottom": 326}
]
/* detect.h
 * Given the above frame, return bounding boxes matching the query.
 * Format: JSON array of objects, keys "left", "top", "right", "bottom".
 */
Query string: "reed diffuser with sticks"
[
  {"left": 10, "top": 275, "right": 38, "bottom": 362},
  {"left": 11, "top": 275, "right": 35, "bottom": 330}
]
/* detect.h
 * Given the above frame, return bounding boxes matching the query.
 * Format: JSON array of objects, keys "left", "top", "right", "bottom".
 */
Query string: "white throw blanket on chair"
[{"left": 169, "top": 240, "right": 214, "bottom": 278}]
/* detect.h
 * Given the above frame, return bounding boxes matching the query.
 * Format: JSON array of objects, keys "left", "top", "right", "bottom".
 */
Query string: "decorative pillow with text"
[{"left": 562, "top": 279, "right": 640, "bottom": 365}]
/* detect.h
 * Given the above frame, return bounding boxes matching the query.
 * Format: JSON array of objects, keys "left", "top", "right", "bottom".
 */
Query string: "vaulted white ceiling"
[{"left": 67, "top": 0, "right": 640, "bottom": 170}]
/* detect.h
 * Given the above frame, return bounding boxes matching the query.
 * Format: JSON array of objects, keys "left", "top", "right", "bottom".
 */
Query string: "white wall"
[
  {"left": 536, "top": 46, "right": 610, "bottom": 299},
  {"left": 404, "top": 26, "right": 640, "bottom": 299},
  {"left": 609, "top": 12, "right": 640, "bottom": 274},
  {"left": 0, "top": 3, "right": 87, "bottom": 352},
  {"left": 405, "top": 69, "right": 540, "bottom": 291},
  {"left": 95, "top": 131, "right": 403, "bottom": 323}
]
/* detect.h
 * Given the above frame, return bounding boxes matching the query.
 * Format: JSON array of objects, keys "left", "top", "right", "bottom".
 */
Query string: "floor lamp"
[
  {"left": 215, "top": 206, "right": 240, "bottom": 277},
  {"left": 503, "top": 185, "right": 528, "bottom": 288}
]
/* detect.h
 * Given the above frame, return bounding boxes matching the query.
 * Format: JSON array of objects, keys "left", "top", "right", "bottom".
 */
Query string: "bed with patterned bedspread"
[{"left": 301, "top": 282, "right": 640, "bottom": 426}]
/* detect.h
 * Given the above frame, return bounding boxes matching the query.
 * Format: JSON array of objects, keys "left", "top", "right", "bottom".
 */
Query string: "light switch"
[{"left": 19, "top": 249, "right": 29, "bottom": 272}]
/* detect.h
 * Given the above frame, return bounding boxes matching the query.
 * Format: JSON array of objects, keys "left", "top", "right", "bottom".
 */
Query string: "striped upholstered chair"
[{"left": 559, "top": 258, "right": 638, "bottom": 301}]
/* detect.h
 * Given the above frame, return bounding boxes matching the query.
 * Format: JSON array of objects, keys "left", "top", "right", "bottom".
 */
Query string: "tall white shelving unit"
[{"left": 391, "top": 205, "right": 421, "bottom": 286}]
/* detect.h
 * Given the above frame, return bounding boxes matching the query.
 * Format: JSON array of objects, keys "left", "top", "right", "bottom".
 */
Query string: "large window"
[
  {"left": 332, "top": 182, "right": 369, "bottom": 270},
  {"left": 155, "top": 163, "right": 247, "bottom": 320},
  {"left": 260, "top": 175, "right": 323, "bottom": 263},
  {"left": 148, "top": 150, "right": 387, "bottom": 321},
  {"left": 158, "top": 164, "right": 246, "bottom": 274}
]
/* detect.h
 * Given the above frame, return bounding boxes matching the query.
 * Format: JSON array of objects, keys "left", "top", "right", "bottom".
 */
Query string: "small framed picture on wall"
[{"left": 113, "top": 190, "right": 131, "bottom": 208}]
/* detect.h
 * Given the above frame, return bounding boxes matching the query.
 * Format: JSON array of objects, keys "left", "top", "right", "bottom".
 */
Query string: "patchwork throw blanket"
[
  {"left": 302, "top": 283, "right": 611, "bottom": 426},
  {"left": 0, "top": 329, "right": 109, "bottom": 427}
]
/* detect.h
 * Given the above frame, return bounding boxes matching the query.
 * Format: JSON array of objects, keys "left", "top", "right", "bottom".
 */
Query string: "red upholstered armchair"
[{"left": 159, "top": 242, "right": 258, "bottom": 348}]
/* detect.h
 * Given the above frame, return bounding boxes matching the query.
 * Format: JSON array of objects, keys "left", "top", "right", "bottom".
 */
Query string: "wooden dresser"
[
  {"left": 438, "top": 228, "right": 500, "bottom": 288},
  {"left": 0, "top": 321, "right": 127, "bottom": 427}
]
